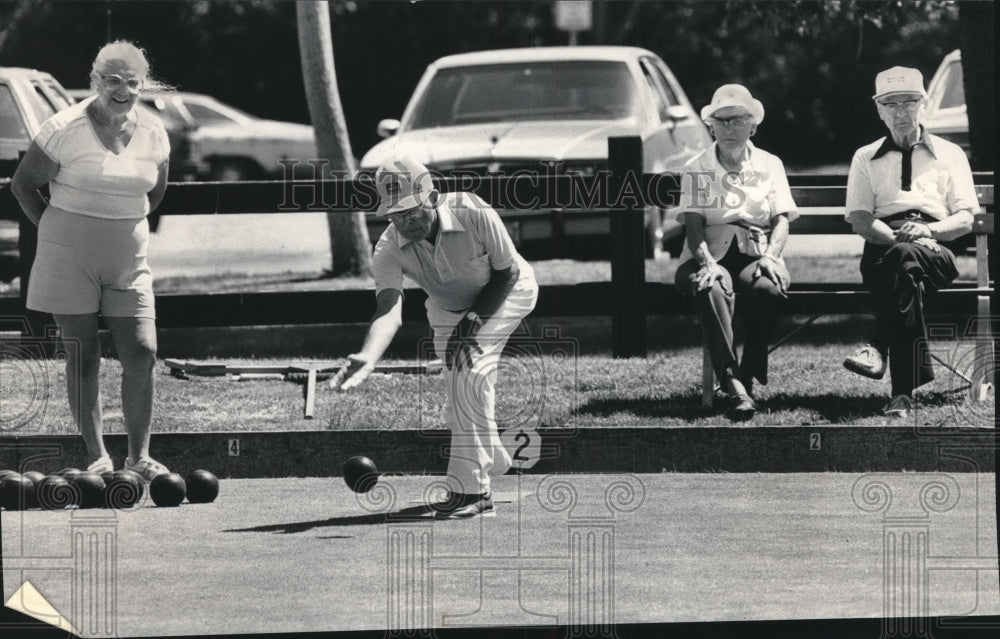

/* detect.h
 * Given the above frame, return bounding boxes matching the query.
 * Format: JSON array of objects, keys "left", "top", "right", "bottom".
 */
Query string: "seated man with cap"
[
  {"left": 331, "top": 156, "right": 538, "bottom": 519},
  {"left": 842, "top": 66, "right": 978, "bottom": 418}
]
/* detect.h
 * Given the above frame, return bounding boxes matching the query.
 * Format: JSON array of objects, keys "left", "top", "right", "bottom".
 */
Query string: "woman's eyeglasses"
[{"left": 101, "top": 74, "right": 143, "bottom": 92}]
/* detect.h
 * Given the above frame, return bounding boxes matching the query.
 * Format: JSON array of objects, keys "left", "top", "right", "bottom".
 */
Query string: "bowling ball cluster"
[{"left": 0, "top": 468, "right": 219, "bottom": 511}]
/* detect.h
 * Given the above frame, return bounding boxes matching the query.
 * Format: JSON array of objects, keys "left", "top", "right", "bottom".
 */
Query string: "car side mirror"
[
  {"left": 377, "top": 119, "right": 401, "bottom": 139},
  {"left": 665, "top": 105, "right": 692, "bottom": 122}
]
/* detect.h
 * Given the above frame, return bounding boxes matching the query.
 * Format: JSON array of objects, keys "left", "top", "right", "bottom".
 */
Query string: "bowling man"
[{"left": 331, "top": 157, "right": 538, "bottom": 519}]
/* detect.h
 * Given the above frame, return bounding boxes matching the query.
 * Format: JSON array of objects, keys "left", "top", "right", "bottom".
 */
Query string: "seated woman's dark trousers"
[
  {"left": 675, "top": 242, "right": 784, "bottom": 386},
  {"left": 860, "top": 241, "right": 958, "bottom": 396}
]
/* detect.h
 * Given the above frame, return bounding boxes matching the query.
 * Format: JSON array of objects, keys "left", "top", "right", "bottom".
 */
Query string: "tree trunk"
[
  {"left": 958, "top": 1, "right": 994, "bottom": 172},
  {"left": 296, "top": 0, "right": 372, "bottom": 276}
]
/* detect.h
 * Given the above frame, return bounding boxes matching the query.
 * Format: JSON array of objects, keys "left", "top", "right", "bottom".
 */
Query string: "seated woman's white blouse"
[
  {"left": 34, "top": 97, "right": 170, "bottom": 220},
  {"left": 674, "top": 141, "right": 798, "bottom": 263}
]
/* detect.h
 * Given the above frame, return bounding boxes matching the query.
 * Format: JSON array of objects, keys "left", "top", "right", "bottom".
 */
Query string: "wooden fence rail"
[{"left": 0, "top": 137, "right": 994, "bottom": 361}]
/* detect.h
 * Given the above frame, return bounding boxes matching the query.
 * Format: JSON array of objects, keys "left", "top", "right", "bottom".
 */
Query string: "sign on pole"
[{"left": 554, "top": 0, "right": 592, "bottom": 45}]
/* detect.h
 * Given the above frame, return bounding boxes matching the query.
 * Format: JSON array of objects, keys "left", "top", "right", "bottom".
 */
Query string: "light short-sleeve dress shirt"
[
  {"left": 675, "top": 141, "right": 798, "bottom": 263},
  {"left": 844, "top": 131, "right": 979, "bottom": 222},
  {"left": 372, "top": 192, "right": 535, "bottom": 313}
]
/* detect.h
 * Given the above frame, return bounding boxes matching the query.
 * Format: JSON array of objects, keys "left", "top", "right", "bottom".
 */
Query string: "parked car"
[
  {"left": 0, "top": 67, "right": 77, "bottom": 282},
  {"left": 139, "top": 91, "right": 317, "bottom": 181},
  {"left": 359, "top": 46, "right": 712, "bottom": 259},
  {"left": 68, "top": 88, "right": 199, "bottom": 182},
  {"left": 924, "top": 49, "right": 968, "bottom": 157},
  {"left": 0, "top": 67, "right": 75, "bottom": 180}
]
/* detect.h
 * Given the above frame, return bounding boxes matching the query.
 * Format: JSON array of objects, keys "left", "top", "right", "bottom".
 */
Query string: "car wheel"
[{"left": 210, "top": 161, "right": 254, "bottom": 182}]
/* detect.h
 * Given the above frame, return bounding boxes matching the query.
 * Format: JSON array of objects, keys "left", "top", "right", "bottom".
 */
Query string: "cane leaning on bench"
[
  {"left": 673, "top": 84, "right": 798, "bottom": 421},
  {"left": 842, "top": 66, "right": 979, "bottom": 419}
]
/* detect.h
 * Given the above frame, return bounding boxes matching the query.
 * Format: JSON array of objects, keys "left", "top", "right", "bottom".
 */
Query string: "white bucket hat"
[
  {"left": 701, "top": 84, "right": 765, "bottom": 125},
  {"left": 872, "top": 66, "right": 926, "bottom": 100}
]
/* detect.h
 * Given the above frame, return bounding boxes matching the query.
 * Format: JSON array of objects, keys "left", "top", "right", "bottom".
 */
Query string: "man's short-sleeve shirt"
[
  {"left": 844, "top": 131, "right": 979, "bottom": 222},
  {"left": 372, "top": 192, "right": 534, "bottom": 311},
  {"left": 674, "top": 141, "right": 798, "bottom": 262},
  {"left": 35, "top": 96, "right": 170, "bottom": 220}
]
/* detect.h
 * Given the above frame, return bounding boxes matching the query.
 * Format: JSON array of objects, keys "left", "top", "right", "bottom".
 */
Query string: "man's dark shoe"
[
  {"left": 722, "top": 373, "right": 755, "bottom": 420},
  {"left": 882, "top": 394, "right": 913, "bottom": 419},
  {"left": 730, "top": 394, "right": 756, "bottom": 421}
]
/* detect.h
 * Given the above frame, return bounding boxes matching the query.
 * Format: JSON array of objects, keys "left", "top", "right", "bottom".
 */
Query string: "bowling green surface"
[{"left": 2, "top": 473, "right": 998, "bottom": 637}]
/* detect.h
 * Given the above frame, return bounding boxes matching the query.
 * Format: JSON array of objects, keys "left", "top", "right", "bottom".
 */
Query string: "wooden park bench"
[
  {"left": 697, "top": 179, "right": 994, "bottom": 407},
  {"left": 0, "top": 137, "right": 993, "bottom": 413}
]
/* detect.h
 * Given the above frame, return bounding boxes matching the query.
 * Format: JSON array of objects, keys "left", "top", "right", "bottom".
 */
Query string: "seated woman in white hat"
[{"left": 672, "top": 84, "right": 799, "bottom": 420}]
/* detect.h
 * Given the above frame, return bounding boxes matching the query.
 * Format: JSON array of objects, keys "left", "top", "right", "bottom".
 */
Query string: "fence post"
[{"left": 608, "top": 136, "right": 646, "bottom": 358}]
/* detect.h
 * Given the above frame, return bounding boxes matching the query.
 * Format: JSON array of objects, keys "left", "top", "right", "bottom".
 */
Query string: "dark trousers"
[
  {"left": 675, "top": 243, "right": 784, "bottom": 385},
  {"left": 860, "top": 241, "right": 958, "bottom": 396}
]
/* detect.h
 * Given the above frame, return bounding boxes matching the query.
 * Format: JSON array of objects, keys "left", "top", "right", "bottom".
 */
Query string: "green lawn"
[
  {"left": 3, "top": 339, "right": 991, "bottom": 435},
  {"left": 1, "top": 254, "right": 990, "bottom": 434}
]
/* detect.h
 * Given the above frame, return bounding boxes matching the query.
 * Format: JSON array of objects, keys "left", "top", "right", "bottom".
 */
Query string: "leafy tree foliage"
[{"left": 0, "top": 1, "right": 982, "bottom": 168}]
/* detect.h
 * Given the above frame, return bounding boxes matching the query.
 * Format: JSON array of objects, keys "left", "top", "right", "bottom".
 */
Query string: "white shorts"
[{"left": 27, "top": 206, "right": 155, "bottom": 318}]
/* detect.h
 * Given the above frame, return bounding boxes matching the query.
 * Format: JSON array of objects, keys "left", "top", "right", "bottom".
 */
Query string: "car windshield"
[
  {"left": 407, "top": 60, "right": 641, "bottom": 129},
  {"left": 38, "top": 80, "right": 73, "bottom": 112},
  {"left": 24, "top": 79, "right": 72, "bottom": 124},
  {"left": 0, "top": 84, "right": 28, "bottom": 141},
  {"left": 937, "top": 61, "right": 965, "bottom": 110}
]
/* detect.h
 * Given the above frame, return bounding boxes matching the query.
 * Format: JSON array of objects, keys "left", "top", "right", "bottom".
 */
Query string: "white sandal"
[
  {"left": 124, "top": 457, "right": 169, "bottom": 481},
  {"left": 86, "top": 456, "right": 114, "bottom": 474}
]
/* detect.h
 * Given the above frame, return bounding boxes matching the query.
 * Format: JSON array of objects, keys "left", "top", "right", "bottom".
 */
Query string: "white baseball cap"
[
  {"left": 872, "top": 66, "right": 926, "bottom": 100},
  {"left": 701, "top": 84, "right": 765, "bottom": 125},
  {"left": 374, "top": 157, "right": 436, "bottom": 216}
]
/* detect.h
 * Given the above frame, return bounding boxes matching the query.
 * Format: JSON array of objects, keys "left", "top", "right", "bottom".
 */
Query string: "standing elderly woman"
[
  {"left": 10, "top": 41, "right": 171, "bottom": 480},
  {"left": 673, "top": 85, "right": 798, "bottom": 419}
]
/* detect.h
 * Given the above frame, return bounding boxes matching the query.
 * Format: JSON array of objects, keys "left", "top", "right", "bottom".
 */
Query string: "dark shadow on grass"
[
  {"left": 157, "top": 322, "right": 435, "bottom": 359},
  {"left": 758, "top": 393, "right": 900, "bottom": 422},
  {"left": 224, "top": 504, "right": 434, "bottom": 534},
  {"left": 575, "top": 389, "right": 972, "bottom": 424},
  {"left": 762, "top": 389, "right": 975, "bottom": 422},
  {"left": 573, "top": 393, "right": 733, "bottom": 421}
]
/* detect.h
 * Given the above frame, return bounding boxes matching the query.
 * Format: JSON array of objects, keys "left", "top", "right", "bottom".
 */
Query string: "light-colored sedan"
[
  {"left": 360, "top": 46, "right": 712, "bottom": 258},
  {"left": 140, "top": 91, "right": 317, "bottom": 181},
  {"left": 1, "top": 67, "right": 75, "bottom": 178}
]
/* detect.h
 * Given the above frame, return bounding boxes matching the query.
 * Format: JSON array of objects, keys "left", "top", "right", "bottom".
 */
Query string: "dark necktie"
[
  {"left": 883, "top": 139, "right": 914, "bottom": 191},
  {"left": 898, "top": 146, "right": 912, "bottom": 192}
]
